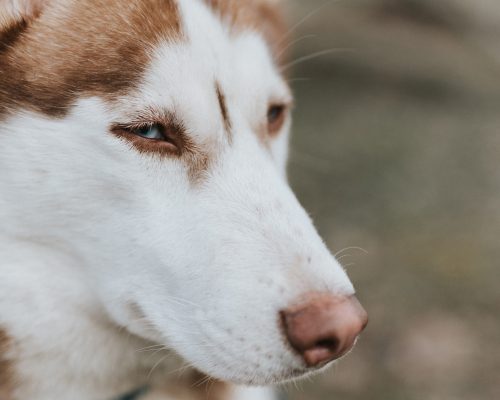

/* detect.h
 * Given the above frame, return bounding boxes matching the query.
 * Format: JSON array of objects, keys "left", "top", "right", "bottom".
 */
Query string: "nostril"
[
  {"left": 303, "top": 338, "right": 342, "bottom": 367},
  {"left": 315, "top": 338, "right": 339, "bottom": 351},
  {"left": 281, "top": 294, "right": 368, "bottom": 367}
]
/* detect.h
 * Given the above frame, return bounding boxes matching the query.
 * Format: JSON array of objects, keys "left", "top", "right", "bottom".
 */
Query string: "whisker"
[
  {"left": 282, "top": 48, "right": 356, "bottom": 72},
  {"left": 146, "top": 346, "right": 170, "bottom": 360},
  {"left": 277, "top": 0, "right": 343, "bottom": 48},
  {"left": 277, "top": 34, "right": 317, "bottom": 59},
  {"left": 193, "top": 374, "right": 212, "bottom": 388},
  {"left": 166, "top": 362, "right": 195, "bottom": 377},
  {"left": 205, "top": 377, "right": 216, "bottom": 395},
  {"left": 336, "top": 253, "right": 353, "bottom": 261},
  {"left": 147, "top": 351, "right": 171, "bottom": 379},
  {"left": 335, "top": 246, "right": 368, "bottom": 257},
  {"left": 135, "top": 344, "right": 166, "bottom": 353}
]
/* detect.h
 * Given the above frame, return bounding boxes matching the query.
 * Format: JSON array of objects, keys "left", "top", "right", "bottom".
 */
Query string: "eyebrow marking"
[{"left": 215, "top": 82, "right": 232, "bottom": 143}]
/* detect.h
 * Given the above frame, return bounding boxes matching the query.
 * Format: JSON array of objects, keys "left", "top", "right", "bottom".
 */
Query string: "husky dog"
[{"left": 0, "top": 1, "right": 367, "bottom": 399}]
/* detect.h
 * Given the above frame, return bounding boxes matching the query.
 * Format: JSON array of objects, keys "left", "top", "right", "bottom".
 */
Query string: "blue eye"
[
  {"left": 111, "top": 121, "right": 181, "bottom": 154},
  {"left": 136, "top": 124, "right": 164, "bottom": 140}
]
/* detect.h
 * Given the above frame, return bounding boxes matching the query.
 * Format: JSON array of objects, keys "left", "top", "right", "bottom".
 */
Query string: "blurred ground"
[{"left": 284, "top": 1, "right": 500, "bottom": 399}]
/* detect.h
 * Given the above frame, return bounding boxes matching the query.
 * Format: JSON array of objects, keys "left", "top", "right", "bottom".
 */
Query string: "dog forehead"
[
  {"left": 141, "top": 1, "right": 282, "bottom": 103},
  {"left": 103, "top": 0, "right": 288, "bottom": 146},
  {"left": 0, "top": 0, "right": 286, "bottom": 118}
]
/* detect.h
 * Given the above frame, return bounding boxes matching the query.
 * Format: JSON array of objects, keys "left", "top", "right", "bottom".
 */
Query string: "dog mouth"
[
  {"left": 236, "top": 366, "right": 317, "bottom": 386},
  {"left": 283, "top": 367, "right": 316, "bottom": 381}
]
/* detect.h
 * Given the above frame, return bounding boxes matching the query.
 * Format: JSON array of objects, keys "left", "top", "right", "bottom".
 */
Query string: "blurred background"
[{"left": 284, "top": 1, "right": 500, "bottom": 399}]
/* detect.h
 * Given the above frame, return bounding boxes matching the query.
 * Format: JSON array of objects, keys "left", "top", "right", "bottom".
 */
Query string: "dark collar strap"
[
  {"left": 115, "top": 386, "right": 150, "bottom": 400},
  {"left": 116, "top": 386, "right": 291, "bottom": 400}
]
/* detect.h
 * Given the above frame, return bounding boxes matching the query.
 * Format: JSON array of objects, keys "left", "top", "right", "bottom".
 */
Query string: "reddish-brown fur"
[
  {"left": 0, "top": 0, "right": 286, "bottom": 181},
  {"left": 0, "top": 0, "right": 44, "bottom": 32},
  {"left": 0, "top": 329, "right": 13, "bottom": 400},
  {"left": 207, "top": 0, "right": 287, "bottom": 60},
  {"left": 0, "top": 0, "right": 182, "bottom": 117},
  {"left": 152, "top": 370, "right": 230, "bottom": 400},
  {"left": 0, "top": 0, "right": 286, "bottom": 119}
]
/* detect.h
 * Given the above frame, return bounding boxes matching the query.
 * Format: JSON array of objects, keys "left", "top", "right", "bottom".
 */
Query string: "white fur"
[{"left": 0, "top": 0, "right": 355, "bottom": 399}]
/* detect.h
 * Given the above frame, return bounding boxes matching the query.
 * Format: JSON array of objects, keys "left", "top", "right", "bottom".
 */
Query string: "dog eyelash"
[{"left": 110, "top": 122, "right": 182, "bottom": 155}]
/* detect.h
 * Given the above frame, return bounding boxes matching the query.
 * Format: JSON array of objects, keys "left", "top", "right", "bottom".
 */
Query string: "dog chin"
[
  {"left": 212, "top": 366, "right": 313, "bottom": 387},
  {"left": 245, "top": 363, "right": 337, "bottom": 386}
]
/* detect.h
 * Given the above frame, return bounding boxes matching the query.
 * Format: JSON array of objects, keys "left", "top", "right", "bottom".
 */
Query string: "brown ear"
[{"left": 0, "top": 0, "right": 46, "bottom": 32}]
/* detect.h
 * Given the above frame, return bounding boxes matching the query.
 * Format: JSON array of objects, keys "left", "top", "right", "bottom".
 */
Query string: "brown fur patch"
[
  {"left": 0, "top": 329, "right": 13, "bottom": 400},
  {"left": 0, "top": 0, "right": 286, "bottom": 182},
  {"left": 186, "top": 370, "right": 230, "bottom": 400},
  {"left": 0, "top": 0, "right": 182, "bottom": 117},
  {"left": 207, "top": 0, "right": 287, "bottom": 61},
  {"left": 159, "top": 370, "right": 230, "bottom": 400},
  {"left": 0, "top": 0, "right": 43, "bottom": 32},
  {"left": 0, "top": 19, "right": 27, "bottom": 53}
]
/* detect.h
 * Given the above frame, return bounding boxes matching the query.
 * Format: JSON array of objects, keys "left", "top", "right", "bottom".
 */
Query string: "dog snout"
[{"left": 281, "top": 294, "right": 368, "bottom": 367}]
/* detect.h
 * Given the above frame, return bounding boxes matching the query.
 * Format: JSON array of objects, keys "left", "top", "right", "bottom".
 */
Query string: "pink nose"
[{"left": 281, "top": 294, "right": 368, "bottom": 367}]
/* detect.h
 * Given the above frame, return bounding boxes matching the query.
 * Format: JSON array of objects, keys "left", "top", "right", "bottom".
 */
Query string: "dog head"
[{"left": 0, "top": 0, "right": 367, "bottom": 385}]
